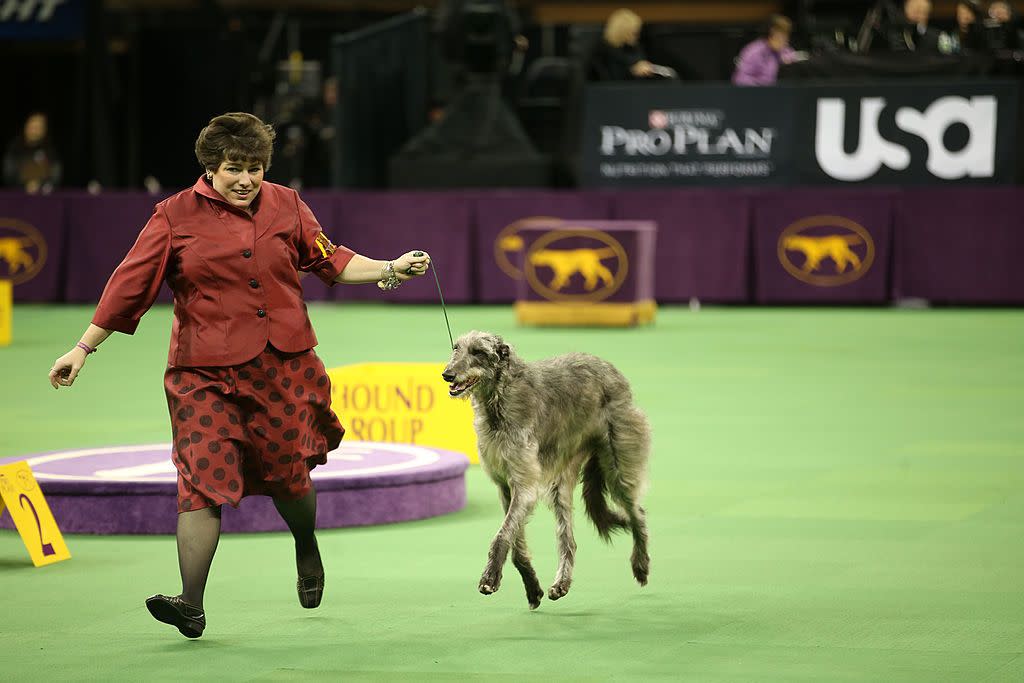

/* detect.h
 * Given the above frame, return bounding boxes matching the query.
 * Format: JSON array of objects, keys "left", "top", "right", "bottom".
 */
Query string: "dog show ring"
[{"left": 0, "top": 442, "right": 469, "bottom": 535}]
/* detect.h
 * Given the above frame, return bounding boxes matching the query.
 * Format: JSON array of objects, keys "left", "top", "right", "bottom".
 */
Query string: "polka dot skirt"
[{"left": 164, "top": 345, "right": 345, "bottom": 513}]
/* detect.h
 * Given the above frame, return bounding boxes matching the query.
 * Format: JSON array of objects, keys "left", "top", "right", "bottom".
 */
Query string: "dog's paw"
[
  {"left": 479, "top": 572, "right": 501, "bottom": 595},
  {"left": 526, "top": 585, "right": 544, "bottom": 610},
  {"left": 547, "top": 579, "right": 571, "bottom": 601},
  {"left": 632, "top": 555, "right": 650, "bottom": 586}
]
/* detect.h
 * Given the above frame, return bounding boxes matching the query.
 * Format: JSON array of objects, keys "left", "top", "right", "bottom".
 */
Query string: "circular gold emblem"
[
  {"left": 777, "top": 215, "right": 874, "bottom": 287},
  {"left": 0, "top": 218, "right": 47, "bottom": 285},
  {"left": 494, "top": 216, "right": 562, "bottom": 280},
  {"left": 524, "top": 228, "right": 628, "bottom": 302}
]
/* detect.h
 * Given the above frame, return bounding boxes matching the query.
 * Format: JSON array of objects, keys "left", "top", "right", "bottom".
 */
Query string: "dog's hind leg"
[
  {"left": 548, "top": 474, "right": 577, "bottom": 601},
  {"left": 606, "top": 480, "right": 650, "bottom": 586},
  {"left": 498, "top": 485, "right": 544, "bottom": 609},
  {"left": 625, "top": 503, "right": 650, "bottom": 586},
  {"left": 582, "top": 447, "right": 630, "bottom": 541},
  {"left": 480, "top": 474, "right": 539, "bottom": 597},
  {"left": 607, "top": 407, "right": 652, "bottom": 586}
]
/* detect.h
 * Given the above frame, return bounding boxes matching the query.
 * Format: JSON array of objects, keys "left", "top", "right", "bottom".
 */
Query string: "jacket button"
[
  {"left": 257, "top": 308, "right": 266, "bottom": 318},
  {"left": 249, "top": 279, "right": 259, "bottom": 288},
  {"left": 242, "top": 249, "right": 252, "bottom": 258}
]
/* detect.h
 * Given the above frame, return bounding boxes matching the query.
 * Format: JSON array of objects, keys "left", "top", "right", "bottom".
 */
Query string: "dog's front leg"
[
  {"left": 498, "top": 484, "right": 545, "bottom": 609},
  {"left": 480, "top": 484, "right": 537, "bottom": 596},
  {"left": 548, "top": 476, "right": 577, "bottom": 600}
]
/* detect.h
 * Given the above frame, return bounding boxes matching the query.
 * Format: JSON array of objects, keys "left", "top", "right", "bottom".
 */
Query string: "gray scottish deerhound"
[{"left": 442, "top": 331, "right": 651, "bottom": 609}]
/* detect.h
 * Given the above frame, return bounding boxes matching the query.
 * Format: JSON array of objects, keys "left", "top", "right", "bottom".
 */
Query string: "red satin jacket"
[{"left": 93, "top": 178, "right": 355, "bottom": 367}]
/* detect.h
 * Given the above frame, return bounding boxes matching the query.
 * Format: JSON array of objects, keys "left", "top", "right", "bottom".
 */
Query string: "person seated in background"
[
  {"left": 952, "top": 0, "right": 987, "bottom": 52},
  {"left": 303, "top": 76, "right": 338, "bottom": 188},
  {"left": 886, "top": 0, "right": 943, "bottom": 53},
  {"left": 989, "top": 0, "right": 1016, "bottom": 23},
  {"left": 586, "top": 8, "right": 673, "bottom": 81},
  {"left": 2, "top": 112, "right": 62, "bottom": 194},
  {"left": 732, "top": 15, "right": 799, "bottom": 86},
  {"left": 985, "top": 1, "right": 1021, "bottom": 49}
]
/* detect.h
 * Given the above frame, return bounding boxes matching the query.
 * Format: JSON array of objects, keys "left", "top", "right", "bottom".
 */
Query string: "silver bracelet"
[{"left": 378, "top": 261, "right": 402, "bottom": 291}]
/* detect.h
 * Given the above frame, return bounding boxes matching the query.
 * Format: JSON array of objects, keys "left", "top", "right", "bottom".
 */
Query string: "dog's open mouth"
[{"left": 448, "top": 377, "right": 479, "bottom": 397}]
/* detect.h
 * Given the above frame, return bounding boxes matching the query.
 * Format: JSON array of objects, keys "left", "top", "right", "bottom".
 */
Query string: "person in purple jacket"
[{"left": 732, "top": 15, "right": 798, "bottom": 86}]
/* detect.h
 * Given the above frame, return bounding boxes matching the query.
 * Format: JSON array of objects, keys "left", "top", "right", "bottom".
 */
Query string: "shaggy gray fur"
[{"left": 442, "top": 330, "right": 651, "bottom": 609}]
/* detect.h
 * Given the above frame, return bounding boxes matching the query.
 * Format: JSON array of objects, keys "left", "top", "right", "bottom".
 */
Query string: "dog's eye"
[{"left": 471, "top": 348, "right": 488, "bottom": 358}]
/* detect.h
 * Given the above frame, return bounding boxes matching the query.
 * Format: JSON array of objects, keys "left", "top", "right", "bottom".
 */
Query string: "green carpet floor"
[{"left": 1, "top": 304, "right": 1022, "bottom": 681}]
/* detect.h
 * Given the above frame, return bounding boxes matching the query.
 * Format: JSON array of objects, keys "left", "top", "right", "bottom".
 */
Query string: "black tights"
[
  {"left": 273, "top": 488, "right": 323, "bottom": 578},
  {"left": 175, "top": 488, "right": 322, "bottom": 609},
  {"left": 176, "top": 504, "right": 221, "bottom": 608}
]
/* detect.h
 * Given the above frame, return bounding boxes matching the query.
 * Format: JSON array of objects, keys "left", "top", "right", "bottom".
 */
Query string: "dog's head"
[{"left": 441, "top": 330, "right": 510, "bottom": 399}]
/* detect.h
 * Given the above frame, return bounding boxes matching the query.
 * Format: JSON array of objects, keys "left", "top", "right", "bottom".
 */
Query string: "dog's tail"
[{"left": 581, "top": 457, "right": 630, "bottom": 542}]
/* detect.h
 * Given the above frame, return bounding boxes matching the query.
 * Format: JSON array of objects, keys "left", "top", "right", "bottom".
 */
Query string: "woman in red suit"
[{"left": 47, "top": 112, "right": 431, "bottom": 638}]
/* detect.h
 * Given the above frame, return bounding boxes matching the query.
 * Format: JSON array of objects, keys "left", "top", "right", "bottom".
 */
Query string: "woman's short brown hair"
[
  {"left": 195, "top": 112, "right": 276, "bottom": 172},
  {"left": 768, "top": 15, "right": 793, "bottom": 36}
]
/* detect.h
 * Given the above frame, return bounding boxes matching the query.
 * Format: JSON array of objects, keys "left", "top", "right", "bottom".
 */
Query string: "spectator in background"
[
  {"left": 586, "top": 8, "right": 670, "bottom": 81},
  {"left": 732, "top": 15, "right": 798, "bottom": 86},
  {"left": 303, "top": 76, "right": 338, "bottom": 188},
  {"left": 887, "top": 0, "right": 943, "bottom": 53},
  {"left": 990, "top": 0, "right": 1016, "bottom": 23},
  {"left": 3, "top": 112, "right": 62, "bottom": 193},
  {"left": 986, "top": 1, "right": 1020, "bottom": 49},
  {"left": 953, "top": 0, "right": 987, "bottom": 53}
]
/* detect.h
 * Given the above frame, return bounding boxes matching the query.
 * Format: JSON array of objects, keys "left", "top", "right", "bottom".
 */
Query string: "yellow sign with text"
[
  {"left": 328, "top": 363, "right": 478, "bottom": 463},
  {"left": 0, "top": 279, "right": 11, "bottom": 346},
  {"left": 0, "top": 461, "right": 71, "bottom": 567}
]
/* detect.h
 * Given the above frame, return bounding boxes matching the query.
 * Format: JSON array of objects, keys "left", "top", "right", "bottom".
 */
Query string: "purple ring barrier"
[
  {"left": 3, "top": 187, "right": 1024, "bottom": 305},
  {"left": 0, "top": 443, "right": 469, "bottom": 535}
]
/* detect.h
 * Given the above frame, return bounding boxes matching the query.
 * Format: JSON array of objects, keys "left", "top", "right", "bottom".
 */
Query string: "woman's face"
[
  {"left": 768, "top": 29, "right": 790, "bottom": 51},
  {"left": 24, "top": 115, "right": 46, "bottom": 143},
  {"left": 210, "top": 159, "right": 264, "bottom": 209},
  {"left": 905, "top": 0, "right": 931, "bottom": 24},
  {"left": 957, "top": 4, "right": 976, "bottom": 27}
]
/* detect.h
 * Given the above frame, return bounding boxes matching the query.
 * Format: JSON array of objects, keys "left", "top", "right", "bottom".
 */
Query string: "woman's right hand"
[{"left": 49, "top": 347, "right": 88, "bottom": 390}]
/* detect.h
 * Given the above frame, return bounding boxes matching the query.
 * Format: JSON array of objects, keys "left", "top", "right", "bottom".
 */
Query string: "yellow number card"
[{"left": 0, "top": 461, "right": 71, "bottom": 567}]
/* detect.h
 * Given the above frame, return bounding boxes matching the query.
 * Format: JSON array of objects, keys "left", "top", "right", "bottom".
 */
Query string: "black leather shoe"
[
  {"left": 297, "top": 574, "right": 325, "bottom": 609},
  {"left": 146, "top": 594, "right": 206, "bottom": 638}
]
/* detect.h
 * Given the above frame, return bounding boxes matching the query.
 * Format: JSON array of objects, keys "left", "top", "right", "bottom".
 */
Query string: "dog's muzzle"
[{"left": 448, "top": 376, "right": 479, "bottom": 397}]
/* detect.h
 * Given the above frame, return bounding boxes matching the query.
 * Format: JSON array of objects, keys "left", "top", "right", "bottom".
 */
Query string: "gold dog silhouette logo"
[
  {"left": 777, "top": 215, "right": 874, "bottom": 287},
  {"left": 525, "top": 229, "right": 628, "bottom": 302},
  {"left": 0, "top": 218, "right": 47, "bottom": 285},
  {"left": 494, "top": 216, "right": 561, "bottom": 280}
]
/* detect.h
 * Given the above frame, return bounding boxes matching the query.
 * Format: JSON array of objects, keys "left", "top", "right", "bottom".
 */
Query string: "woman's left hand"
[
  {"left": 393, "top": 251, "right": 431, "bottom": 281},
  {"left": 631, "top": 60, "right": 655, "bottom": 78}
]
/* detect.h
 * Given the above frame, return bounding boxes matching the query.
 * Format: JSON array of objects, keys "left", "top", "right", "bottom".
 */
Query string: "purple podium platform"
[{"left": 0, "top": 443, "right": 469, "bottom": 535}]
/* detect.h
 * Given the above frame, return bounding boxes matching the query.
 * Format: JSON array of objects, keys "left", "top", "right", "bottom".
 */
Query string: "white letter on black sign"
[
  {"left": 38, "top": 0, "right": 67, "bottom": 20},
  {"left": 600, "top": 127, "right": 629, "bottom": 155},
  {"left": 895, "top": 96, "right": 996, "bottom": 179},
  {"left": 815, "top": 98, "right": 910, "bottom": 181}
]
